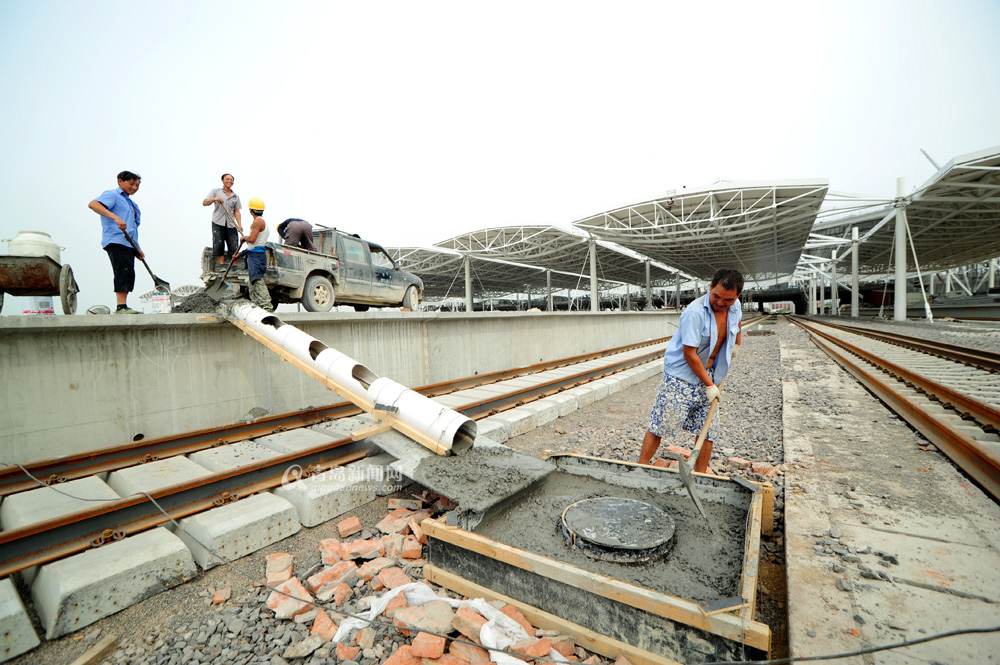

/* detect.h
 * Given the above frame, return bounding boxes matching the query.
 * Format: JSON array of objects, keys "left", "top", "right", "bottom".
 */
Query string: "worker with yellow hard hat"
[{"left": 240, "top": 197, "right": 273, "bottom": 311}]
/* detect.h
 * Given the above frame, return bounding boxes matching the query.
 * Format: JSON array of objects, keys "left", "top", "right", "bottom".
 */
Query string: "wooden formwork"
[{"left": 423, "top": 454, "right": 771, "bottom": 664}]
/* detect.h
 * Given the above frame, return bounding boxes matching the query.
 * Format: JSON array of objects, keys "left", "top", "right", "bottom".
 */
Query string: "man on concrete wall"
[
  {"left": 87, "top": 170, "right": 144, "bottom": 314},
  {"left": 639, "top": 268, "right": 744, "bottom": 470},
  {"left": 203, "top": 173, "right": 243, "bottom": 268}
]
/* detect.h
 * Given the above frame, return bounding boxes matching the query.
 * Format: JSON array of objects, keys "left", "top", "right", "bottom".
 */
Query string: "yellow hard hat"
[{"left": 248, "top": 197, "right": 265, "bottom": 211}]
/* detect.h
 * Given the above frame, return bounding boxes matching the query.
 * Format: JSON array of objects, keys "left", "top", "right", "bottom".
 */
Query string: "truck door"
[
  {"left": 339, "top": 235, "right": 372, "bottom": 298},
  {"left": 369, "top": 244, "right": 405, "bottom": 303}
]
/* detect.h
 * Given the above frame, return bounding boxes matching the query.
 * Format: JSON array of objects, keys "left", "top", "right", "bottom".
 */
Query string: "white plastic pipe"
[{"left": 226, "top": 301, "right": 476, "bottom": 455}]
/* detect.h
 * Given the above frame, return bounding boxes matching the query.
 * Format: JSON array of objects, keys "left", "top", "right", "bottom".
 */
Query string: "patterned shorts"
[{"left": 648, "top": 371, "right": 716, "bottom": 440}]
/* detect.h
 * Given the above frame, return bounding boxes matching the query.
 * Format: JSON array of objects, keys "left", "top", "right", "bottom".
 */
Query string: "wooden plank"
[
  {"left": 422, "top": 520, "right": 770, "bottom": 651},
  {"left": 761, "top": 482, "right": 775, "bottom": 537},
  {"left": 737, "top": 491, "right": 764, "bottom": 635},
  {"left": 69, "top": 635, "right": 118, "bottom": 665},
  {"left": 425, "top": 564, "right": 685, "bottom": 665}
]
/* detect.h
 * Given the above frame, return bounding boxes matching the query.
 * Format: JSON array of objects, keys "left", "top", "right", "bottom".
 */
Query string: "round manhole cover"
[{"left": 561, "top": 497, "right": 675, "bottom": 563}]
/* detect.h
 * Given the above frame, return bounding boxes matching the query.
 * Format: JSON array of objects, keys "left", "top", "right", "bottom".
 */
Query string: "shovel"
[
  {"left": 668, "top": 395, "right": 720, "bottom": 521},
  {"left": 204, "top": 240, "right": 244, "bottom": 301},
  {"left": 120, "top": 229, "right": 170, "bottom": 293}
]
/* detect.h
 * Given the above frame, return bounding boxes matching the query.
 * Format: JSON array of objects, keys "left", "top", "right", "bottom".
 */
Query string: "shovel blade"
[
  {"left": 153, "top": 276, "right": 170, "bottom": 293},
  {"left": 203, "top": 275, "right": 230, "bottom": 301},
  {"left": 668, "top": 452, "right": 709, "bottom": 520}
]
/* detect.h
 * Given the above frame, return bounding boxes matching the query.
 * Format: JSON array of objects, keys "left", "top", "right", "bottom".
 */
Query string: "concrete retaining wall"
[{"left": 0, "top": 310, "right": 678, "bottom": 464}]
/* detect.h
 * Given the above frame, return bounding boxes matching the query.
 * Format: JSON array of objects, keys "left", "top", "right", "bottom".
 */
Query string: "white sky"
[{"left": 1, "top": 0, "right": 998, "bottom": 313}]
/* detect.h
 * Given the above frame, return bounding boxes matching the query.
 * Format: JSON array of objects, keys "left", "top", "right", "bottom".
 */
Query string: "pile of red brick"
[{"left": 261, "top": 491, "right": 632, "bottom": 664}]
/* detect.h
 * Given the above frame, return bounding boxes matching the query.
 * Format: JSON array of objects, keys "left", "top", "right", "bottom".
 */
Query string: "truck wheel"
[
  {"left": 302, "top": 275, "right": 335, "bottom": 312},
  {"left": 59, "top": 264, "right": 78, "bottom": 315},
  {"left": 353, "top": 305, "right": 369, "bottom": 312},
  {"left": 402, "top": 286, "right": 419, "bottom": 311}
]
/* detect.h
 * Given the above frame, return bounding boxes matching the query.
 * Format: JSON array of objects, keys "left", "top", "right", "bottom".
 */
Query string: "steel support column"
[
  {"left": 851, "top": 227, "right": 859, "bottom": 318},
  {"left": 645, "top": 260, "right": 651, "bottom": 310},
  {"left": 464, "top": 256, "right": 473, "bottom": 313},
  {"left": 831, "top": 250, "right": 839, "bottom": 316},
  {"left": 589, "top": 239, "right": 598, "bottom": 312},
  {"left": 894, "top": 177, "right": 908, "bottom": 322}
]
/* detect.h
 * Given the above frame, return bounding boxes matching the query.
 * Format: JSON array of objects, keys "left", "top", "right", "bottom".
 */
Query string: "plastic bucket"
[
  {"left": 22, "top": 296, "right": 55, "bottom": 315},
  {"left": 151, "top": 292, "right": 172, "bottom": 314},
  {"left": 5, "top": 231, "right": 62, "bottom": 263}
]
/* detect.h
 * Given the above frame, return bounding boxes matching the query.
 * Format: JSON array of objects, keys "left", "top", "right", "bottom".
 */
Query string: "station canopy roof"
[
  {"left": 433, "top": 225, "right": 677, "bottom": 288},
  {"left": 572, "top": 179, "right": 829, "bottom": 283},
  {"left": 805, "top": 145, "right": 1000, "bottom": 274},
  {"left": 389, "top": 246, "right": 597, "bottom": 299}
]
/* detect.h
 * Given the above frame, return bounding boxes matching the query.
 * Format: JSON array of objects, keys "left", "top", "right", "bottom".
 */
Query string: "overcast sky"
[{"left": 1, "top": 0, "right": 998, "bottom": 313}]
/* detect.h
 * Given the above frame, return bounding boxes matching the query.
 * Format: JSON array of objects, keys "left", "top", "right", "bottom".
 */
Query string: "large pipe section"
[{"left": 225, "top": 301, "right": 476, "bottom": 455}]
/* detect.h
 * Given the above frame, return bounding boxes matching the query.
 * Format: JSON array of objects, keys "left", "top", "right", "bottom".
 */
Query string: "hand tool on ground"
[
  {"left": 668, "top": 393, "right": 720, "bottom": 522},
  {"left": 120, "top": 229, "right": 170, "bottom": 293},
  {"left": 204, "top": 240, "right": 244, "bottom": 301}
]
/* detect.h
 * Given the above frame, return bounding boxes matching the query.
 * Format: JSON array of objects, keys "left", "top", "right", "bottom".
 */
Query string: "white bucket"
[
  {"left": 5, "top": 231, "right": 62, "bottom": 263},
  {"left": 151, "top": 292, "right": 172, "bottom": 314},
  {"left": 22, "top": 296, "right": 55, "bottom": 315}
]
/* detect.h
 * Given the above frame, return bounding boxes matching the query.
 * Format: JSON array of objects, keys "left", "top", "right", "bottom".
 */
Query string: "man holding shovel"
[
  {"left": 638, "top": 268, "right": 744, "bottom": 471},
  {"left": 202, "top": 173, "right": 243, "bottom": 268},
  {"left": 88, "top": 170, "right": 144, "bottom": 314}
]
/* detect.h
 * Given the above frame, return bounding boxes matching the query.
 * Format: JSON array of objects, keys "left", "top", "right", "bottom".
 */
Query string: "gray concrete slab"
[
  {"left": 270, "top": 462, "right": 379, "bottom": 528},
  {"left": 483, "top": 408, "right": 536, "bottom": 438},
  {"left": 781, "top": 327, "right": 1000, "bottom": 662},
  {"left": 0, "top": 476, "right": 121, "bottom": 586},
  {"left": 175, "top": 492, "right": 300, "bottom": 569},
  {"left": 187, "top": 440, "right": 285, "bottom": 472},
  {"left": 106, "top": 457, "right": 214, "bottom": 497},
  {"left": 0, "top": 577, "right": 39, "bottom": 662},
  {"left": 517, "top": 400, "right": 560, "bottom": 427},
  {"left": 31, "top": 527, "right": 197, "bottom": 639},
  {"left": 255, "top": 428, "right": 344, "bottom": 454}
]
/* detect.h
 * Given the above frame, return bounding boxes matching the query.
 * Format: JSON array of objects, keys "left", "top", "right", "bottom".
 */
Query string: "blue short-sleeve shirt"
[
  {"left": 662, "top": 293, "right": 742, "bottom": 386},
  {"left": 95, "top": 187, "right": 141, "bottom": 248}
]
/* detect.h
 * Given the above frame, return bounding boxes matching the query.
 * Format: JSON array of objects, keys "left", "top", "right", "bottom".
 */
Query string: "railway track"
[
  {"left": 0, "top": 314, "right": 766, "bottom": 576},
  {"left": 788, "top": 315, "right": 1000, "bottom": 500},
  {"left": 0, "top": 335, "right": 674, "bottom": 576}
]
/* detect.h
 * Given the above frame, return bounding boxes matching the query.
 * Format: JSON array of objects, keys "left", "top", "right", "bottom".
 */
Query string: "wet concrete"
[
  {"left": 413, "top": 445, "right": 555, "bottom": 523},
  {"left": 474, "top": 471, "right": 747, "bottom": 603},
  {"left": 171, "top": 290, "right": 224, "bottom": 314}
]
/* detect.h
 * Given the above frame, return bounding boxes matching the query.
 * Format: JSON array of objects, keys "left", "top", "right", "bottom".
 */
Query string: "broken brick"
[
  {"left": 318, "top": 538, "right": 343, "bottom": 564},
  {"left": 307, "top": 560, "right": 359, "bottom": 593},
  {"left": 378, "top": 566, "right": 413, "bottom": 590},
  {"left": 449, "top": 640, "right": 491, "bottom": 663},
  {"left": 410, "top": 631, "right": 446, "bottom": 659},
  {"left": 513, "top": 637, "right": 551, "bottom": 658},
  {"left": 384, "top": 645, "right": 421, "bottom": 665},
  {"left": 728, "top": 457, "right": 752, "bottom": 469},
  {"left": 500, "top": 604, "right": 534, "bottom": 637},
  {"left": 421, "top": 655, "right": 467, "bottom": 665},
  {"left": 359, "top": 556, "right": 397, "bottom": 581},
  {"left": 613, "top": 655, "right": 634, "bottom": 665},
  {"left": 401, "top": 536, "right": 423, "bottom": 559},
  {"left": 212, "top": 587, "right": 231, "bottom": 605},
  {"left": 453, "top": 607, "right": 488, "bottom": 643},
  {"left": 394, "top": 600, "right": 455, "bottom": 635},
  {"left": 311, "top": 608, "right": 338, "bottom": 642},
  {"left": 388, "top": 498, "right": 423, "bottom": 511},
  {"left": 582, "top": 656, "right": 601, "bottom": 665},
  {"left": 550, "top": 635, "right": 576, "bottom": 658},
  {"left": 383, "top": 593, "right": 409, "bottom": 618},
  {"left": 377, "top": 506, "right": 415, "bottom": 534},
  {"left": 665, "top": 445, "right": 691, "bottom": 459},
  {"left": 265, "top": 552, "right": 294, "bottom": 585},
  {"left": 336, "top": 641, "right": 361, "bottom": 661},
  {"left": 331, "top": 581, "right": 353, "bottom": 606},
  {"left": 408, "top": 518, "right": 426, "bottom": 545},
  {"left": 381, "top": 533, "right": 406, "bottom": 559},
  {"left": 342, "top": 538, "right": 386, "bottom": 560},
  {"left": 338, "top": 515, "right": 363, "bottom": 538},
  {"left": 266, "top": 577, "right": 314, "bottom": 619}
]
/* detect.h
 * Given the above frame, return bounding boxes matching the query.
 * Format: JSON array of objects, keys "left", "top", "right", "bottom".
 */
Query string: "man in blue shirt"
[
  {"left": 639, "top": 269, "right": 744, "bottom": 471},
  {"left": 88, "top": 171, "right": 144, "bottom": 314}
]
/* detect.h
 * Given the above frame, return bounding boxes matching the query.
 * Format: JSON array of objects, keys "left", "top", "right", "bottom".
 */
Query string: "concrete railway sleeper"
[
  {"left": 0, "top": 337, "right": 669, "bottom": 498},
  {"left": 790, "top": 317, "right": 1000, "bottom": 501}
]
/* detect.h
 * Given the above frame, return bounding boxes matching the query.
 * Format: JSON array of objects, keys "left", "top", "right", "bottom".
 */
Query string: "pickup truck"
[{"left": 200, "top": 227, "right": 423, "bottom": 312}]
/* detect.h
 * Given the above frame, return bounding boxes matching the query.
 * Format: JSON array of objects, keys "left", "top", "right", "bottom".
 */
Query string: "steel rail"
[
  {"left": 0, "top": 337, "right": 674, "bottom": 497},
  {"left": 0, "top": 438, "right": 371, "bottom": 577},
  {"left": 791, "top": 319, "right": 1000, "bottom": 500},
  {"left": 791, "top": 318, "right": 1000, "bottom": 431},
  {"left": 792, "top": 316, "right": 1000, "bottom": 373}
]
